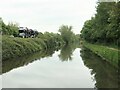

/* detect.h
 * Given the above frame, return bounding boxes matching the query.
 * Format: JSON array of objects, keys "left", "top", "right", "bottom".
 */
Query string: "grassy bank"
[
  {"left": 2, "top": 35, "right": 63, "bottom": 60},
  {"left": 83, "top": 42, "right": 119, "bottom": 68}
]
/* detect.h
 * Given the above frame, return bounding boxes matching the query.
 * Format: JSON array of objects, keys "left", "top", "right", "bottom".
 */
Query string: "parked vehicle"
[{"left": 18, "top": 27, "right": 38, "bottom": 38}]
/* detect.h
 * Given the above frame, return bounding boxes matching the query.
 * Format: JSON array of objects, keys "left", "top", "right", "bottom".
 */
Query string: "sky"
[{"left": 0, "top": 0, "right": 98, "bottom": 34}]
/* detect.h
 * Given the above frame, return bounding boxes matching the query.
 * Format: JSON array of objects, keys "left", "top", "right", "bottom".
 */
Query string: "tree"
[
  {"left": 0, "top": 17, "right": 2, "bottom": 34},
  {"left": 0, "top": 18, "right": 19, "bottom": 36},
  {"left": 80, "top": 1, "right": 120, "bottom": 46},
  {"left": 7, "top": 22, "right": 19, "bottom": 36},
  {"left": 0, "top": 18, "right": 8, "bottom": 35},
  {"left": 58, "top": 25, "right": 75, "bottom": 44}
]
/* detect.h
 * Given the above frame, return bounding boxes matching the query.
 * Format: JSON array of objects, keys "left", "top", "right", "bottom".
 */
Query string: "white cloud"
[{"left": 0, "top": 0, "right": 97, "bottom": 34}]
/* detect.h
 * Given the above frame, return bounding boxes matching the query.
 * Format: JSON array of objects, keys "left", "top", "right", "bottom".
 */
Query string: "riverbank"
[
  {"left": 2, "top": 35, "right": 64, "bottom": 60},
  {"left": 83, "top": 42, "right": 119, "bottom": 68}
]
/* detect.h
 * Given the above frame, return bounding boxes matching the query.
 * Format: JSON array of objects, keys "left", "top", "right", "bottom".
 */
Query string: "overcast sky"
[{"left": 0, "top": 0, "right": 98, "bottom": 34}]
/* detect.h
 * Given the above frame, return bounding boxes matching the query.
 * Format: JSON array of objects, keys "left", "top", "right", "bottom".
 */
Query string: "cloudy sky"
[{"left": 0, "top": 0, "right": 98, "bottom": 34}]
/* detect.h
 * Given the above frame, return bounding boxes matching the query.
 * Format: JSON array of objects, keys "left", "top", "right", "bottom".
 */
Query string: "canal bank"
[
  {"left": 2, "top": 44, "right": 118, "bottom": 88},
  {"left": 2, "top": 35, "right": 64, "bottom": 60},
  {"left": 83, "top": 42, "right": 119, "bottom": 68}
]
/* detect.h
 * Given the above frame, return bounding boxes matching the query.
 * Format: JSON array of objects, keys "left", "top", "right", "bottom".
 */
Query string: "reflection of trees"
[
  {"left": 58, "top": 43, "right": 77, "bottom": 61},
  {"left": 2, "top": 48, "right": 57, "bottom": 74},
  {"left": 80, "top": 47, "right": 119, "bottom": 89}
]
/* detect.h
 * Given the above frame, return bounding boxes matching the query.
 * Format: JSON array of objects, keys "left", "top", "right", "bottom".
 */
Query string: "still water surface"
[{"left": 2, "top": 45, "right": 118, "bottom": 88}]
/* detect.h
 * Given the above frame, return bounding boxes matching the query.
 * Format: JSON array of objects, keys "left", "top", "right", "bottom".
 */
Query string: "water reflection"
[
  {"left": 2, "top": 43, "right": 119, "bottom": 89},
  {"left": 58, "top": 43, "right": 77, "bottom": 61},
  {"left": 80, "top": 47, "right": 119, "bottom": 89},
  {"left": 2, "top": 48, "right": 58, "bottom": 74},
  {"left": 2, "top": 43, "right": 78, "bottom": 74}
]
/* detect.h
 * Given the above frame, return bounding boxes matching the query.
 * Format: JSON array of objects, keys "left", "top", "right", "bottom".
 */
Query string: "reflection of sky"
[
  {"left": 0, "top": 0, "right": 97, "bottom": 34},
  {"left": 2, "top": 49, "right": 95, "bottom": 88}
]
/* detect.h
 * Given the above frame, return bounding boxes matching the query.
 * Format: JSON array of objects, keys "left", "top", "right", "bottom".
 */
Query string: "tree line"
[
  {"left": 0, "top": 17, "right": 80, "bottom": 46},
  {"left": 80, "top": 1, "right": 120, "bottom": 46}
]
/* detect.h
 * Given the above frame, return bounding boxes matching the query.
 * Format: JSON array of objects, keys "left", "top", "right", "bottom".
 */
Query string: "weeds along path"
[{"left": 106, "top": 47, "right": 120, "bottom": 52}]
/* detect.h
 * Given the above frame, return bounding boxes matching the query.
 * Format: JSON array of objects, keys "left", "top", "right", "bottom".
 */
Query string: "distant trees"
[
  {"left": 0, "top": 17, "right": 19, "bottom": 36},
  {"left": 7, "top": 23, "right": 19, "bottom": 36},
  {"left": 59, "top": 25, "right": 77, "bottom": 44},
  {"left": 1, "top": 17, "right": 79, "bottom": 46},
  {"left": 0, "top": 18, "right": 2, "bottom": 34},
  {"left": 37, "top": 32, "right": 64, "bottom": 49},
  {"left": 0, "top": 18, "right": 39, "bottom": 38},
  {"left": 80, "top": 1, "right": 120, "bottom": 46},
  {"left": 37, "top": 25, "right": 79, "bottom": 48}
]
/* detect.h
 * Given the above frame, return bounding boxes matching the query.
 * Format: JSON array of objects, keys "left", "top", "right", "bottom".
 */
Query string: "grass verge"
[
  {"left": 2, "top": 35, "right": 63, "bottom": 60},
  {"left": 83, "top": 42, "right": 119, "bottom": 68}
]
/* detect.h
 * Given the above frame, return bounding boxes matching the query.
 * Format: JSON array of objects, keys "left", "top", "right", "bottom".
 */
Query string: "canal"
[{"left": 1, "top": 44, "right": 118, "bottom": 88}]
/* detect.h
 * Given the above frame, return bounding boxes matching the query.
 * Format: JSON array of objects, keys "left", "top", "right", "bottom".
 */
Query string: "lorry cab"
[
  {"left": 18, "top": 27, "right": 38, "bottom": 38},
  {"left": 18, "top": 27, "right": 28, "bottom": 38}
]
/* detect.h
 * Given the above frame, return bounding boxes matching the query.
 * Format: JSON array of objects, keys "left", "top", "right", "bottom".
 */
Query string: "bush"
[
  {"left": 2, "top": 36, "right": 45, "bottom": 60},
  {"left": 2, "top": 34, "right": 64, "bottom": 60}
]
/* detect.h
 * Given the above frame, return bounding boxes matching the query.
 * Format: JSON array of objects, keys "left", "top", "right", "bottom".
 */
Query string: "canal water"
[{"left": 1, "top": 44, "right": 118, "bottom": 88}]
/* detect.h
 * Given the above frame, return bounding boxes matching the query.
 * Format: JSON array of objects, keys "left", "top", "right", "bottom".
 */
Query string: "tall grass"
[
  {"left": 2, "top": 36, "right": 62, "bottom": 60},
  {"left": 83, "top": 42, "right": 119, "bottom": 68}
]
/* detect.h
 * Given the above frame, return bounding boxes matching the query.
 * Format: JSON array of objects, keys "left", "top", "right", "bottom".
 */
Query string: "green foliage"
[
  {"left": 83, "top": 42, "right": 119, "bottom": 68},
  {"left": 59, "top": 25, "right": 76, "bottom": 44},
  {"left": 2, "top": 32, "right": 64, "bottom": 60},
  {"left": 7, "top": 23, "right": 19, "bottom": 36},
  {"left": 0, "top": 18, "right": 2, "bottom": 34},
  {"left": 37, "top": 32, "right": 65, "bottom": 49},
  {"left": 2, "top": 36, "right": 44, "bottom": 60},
  {"left": 81, "top": 1, "right": 120, "bottom": 46},
  {"left": 81, "top": 19, "right": 96, "bottom": 42},
  {"left": 0, "top": 17, "right": 19, "bottom": 36}
]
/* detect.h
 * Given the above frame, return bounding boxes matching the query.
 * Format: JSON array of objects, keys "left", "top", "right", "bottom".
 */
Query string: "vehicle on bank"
[{"left": 18, "top": 27, "right": 38, "bottom": 38}]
